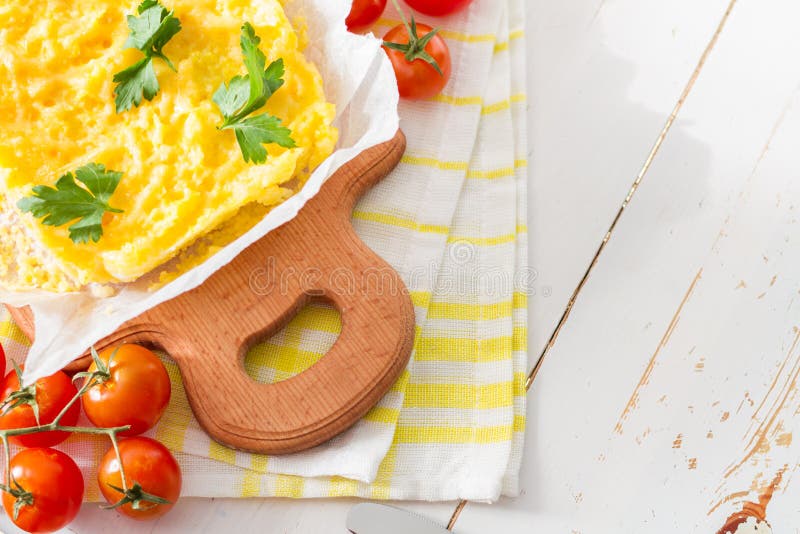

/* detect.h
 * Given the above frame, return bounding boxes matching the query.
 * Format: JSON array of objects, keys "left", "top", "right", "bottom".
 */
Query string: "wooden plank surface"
[
  {"left": 525, "top": 0, "right": 732, "bottom": 358},
  {"left": 461, "top": 0, "right": 800, "bottom": 532}
]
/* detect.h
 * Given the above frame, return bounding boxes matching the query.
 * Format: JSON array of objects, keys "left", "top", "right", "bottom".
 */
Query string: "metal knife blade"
[{"left": 347, "top": 503, "right": 452, "bottom": 534}]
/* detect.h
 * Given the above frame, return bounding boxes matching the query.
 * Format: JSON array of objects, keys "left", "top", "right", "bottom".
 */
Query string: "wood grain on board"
[{"left": 6, "top": 130, "right": 415, "bottom": 456}]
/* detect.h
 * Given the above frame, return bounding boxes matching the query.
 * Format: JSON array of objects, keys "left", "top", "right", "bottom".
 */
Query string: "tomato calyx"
[
  {"left": 103, "top": 481, "right": 172, "bottom": 511},
  {"left": 0, "top": 362, "right": 40, "bottom": 425},
  {"left": 383, "top": 1, "right": 444, "bottom": 76},
  {"left": 0, "top": 475, "right": 34, "bottom": 521},
  {"left": 73, "top": 347, "right": 115, "bottom": 387}
]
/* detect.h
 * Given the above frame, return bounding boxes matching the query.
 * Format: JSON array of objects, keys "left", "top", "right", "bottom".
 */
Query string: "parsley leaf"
[
  {"left": 232, "top": 114, "right": 296, "bottom": 165},
  {"left": 113, "top": 0, "right": 182, "bottom": 113},
  {"left": 212, "top": 23, "right": 295, "bottom": 164},
  {"left": 17, "top": 164, "right": 125, "bottom": 245},
  {"left": 212, "top": 75, "right": 251, "bottom": 121},
  {"left": 113, "top": 58, "right": 159, "bottom": 110},
  {"left": 239, "top": 22, "right": 268, "bottom": 116}
]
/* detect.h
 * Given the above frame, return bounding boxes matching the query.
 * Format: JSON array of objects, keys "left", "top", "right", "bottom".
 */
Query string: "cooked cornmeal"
[{"left": 0, "top": 0, "right": 337, "bottom": 292}]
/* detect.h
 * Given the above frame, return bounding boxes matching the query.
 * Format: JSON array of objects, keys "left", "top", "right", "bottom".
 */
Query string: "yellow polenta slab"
[{"left": 0, "top": 0, "right": 337, "bottom": 292}]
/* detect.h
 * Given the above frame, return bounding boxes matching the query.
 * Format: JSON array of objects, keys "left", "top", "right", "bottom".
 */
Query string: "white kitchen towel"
[{"left": 0, "top": 0, "right": 528, "bottom": 501}]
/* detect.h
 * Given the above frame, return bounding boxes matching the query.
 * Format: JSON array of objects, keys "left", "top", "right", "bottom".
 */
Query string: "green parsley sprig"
[
  {"left": 17, "top": 163, "right": 124, "bottom": 244},
  {"left": 113, "top": 0, "right": 182, "bottom": 114},
  {"left": 213, "top": 23, "right": 296, "bottom": 164}
]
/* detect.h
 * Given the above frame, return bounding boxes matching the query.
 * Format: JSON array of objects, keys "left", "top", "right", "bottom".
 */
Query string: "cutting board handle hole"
[{"left": 242, "top": 299, "right": 342, "bottom": 385}]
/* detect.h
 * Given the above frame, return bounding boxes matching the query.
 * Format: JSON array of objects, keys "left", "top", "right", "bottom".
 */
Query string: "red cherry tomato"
[
  {"left": 0, "top": 344, "right": 6, "bottom": 375},
  {"left": 405, "top": 0, "right": 473, "bottom": 16},
  {"left": 346, "top": 0, "right": 387, "bottom": 33},
  {"left": 2, "top": 447, "right": 84, "bottom": 534},
  {"left": 82, "top": 344, "right": 171, "bottom": 436},
  {"left": 98, "top": 437, "right": 181, "bottom": 520},
  {"left": 0, "top": 366, "right": 79, "bottom": 448},
  {"left": 383, "top": 22, "right": 452, "bottom": 100}
]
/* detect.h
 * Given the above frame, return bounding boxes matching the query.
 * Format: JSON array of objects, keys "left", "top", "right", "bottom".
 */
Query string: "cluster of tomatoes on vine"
[
  {"left": 0, "top": 343, "right": 178, "bottom": 534},
  {"left": 347, "top": 0, "right": 474, "bottom": 100}
]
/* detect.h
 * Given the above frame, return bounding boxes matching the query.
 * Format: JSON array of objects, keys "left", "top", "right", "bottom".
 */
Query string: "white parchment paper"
[{"left": 1, "top": 0, "right": 399, "bottom": 384}]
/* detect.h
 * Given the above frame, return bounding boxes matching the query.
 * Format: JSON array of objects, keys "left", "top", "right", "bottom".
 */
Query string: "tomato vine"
[{"left": 0, "top": 348, "right": 171, "bottom": 520}]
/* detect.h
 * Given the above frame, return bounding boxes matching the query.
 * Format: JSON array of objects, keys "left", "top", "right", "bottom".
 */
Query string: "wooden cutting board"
[{"left": 6, "top": 130, "right": 415, "bottom": 455}]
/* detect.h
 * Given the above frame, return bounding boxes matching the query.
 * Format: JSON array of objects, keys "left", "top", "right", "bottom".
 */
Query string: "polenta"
[{"left": 0, "top": 0, "right": 338, "bottom": 292}]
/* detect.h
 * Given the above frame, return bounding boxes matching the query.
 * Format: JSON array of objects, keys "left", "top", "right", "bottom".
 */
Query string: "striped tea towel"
[{"left": 0, "top": 0, "right": 528, "bottom": 502}]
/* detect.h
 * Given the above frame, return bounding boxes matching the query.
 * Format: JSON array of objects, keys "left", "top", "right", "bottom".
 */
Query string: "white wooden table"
[{"left": 5, "top": 0, "right": 799, "bottom": 531}]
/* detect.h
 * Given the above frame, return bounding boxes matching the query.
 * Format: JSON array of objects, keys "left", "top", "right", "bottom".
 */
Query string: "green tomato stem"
[
  {"left": 390, "top": 0, "right": 412, "bottom": 34},
  {"left": 51, "top": 375, "right": 96, "bottom": 427},
  {"left": 1, "top": 434, "right": 9, "bottom": 491},
  {"left": 108, "top": 429, "right": 129, "bottom": 491},
  {"left": 0, "top": 422, "right": 130, "bottom": 438}
]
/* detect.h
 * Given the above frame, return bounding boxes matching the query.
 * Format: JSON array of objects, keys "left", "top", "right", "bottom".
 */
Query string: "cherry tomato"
[
  {"left": 346, "top": 0, "right": 387, "bottom": 33},
  {"left": 0, "top": 366, "right": 79, "bottom": 448},
  {"left": 383, "top": 22, "right": 452, "bottom": 100},
  {"left": 82, "top": 344, "right": 171, "bottom": 436},
  {"left": 0, "top": 344, "right": 6, "bottom": 375},
  {"left": 98, "top": 437, "right": 181, "bottom": 520},
  {"left": 2, "top": 447, "right": 83, "bottom": 534},
  {"left": 405, "top": 0, "right": 473, "bottom": 16}
]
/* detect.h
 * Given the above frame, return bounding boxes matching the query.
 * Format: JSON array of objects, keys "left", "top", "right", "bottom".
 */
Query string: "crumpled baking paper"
[{"left": 1, "top": 0, "right": 399, "bottom": 384}]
